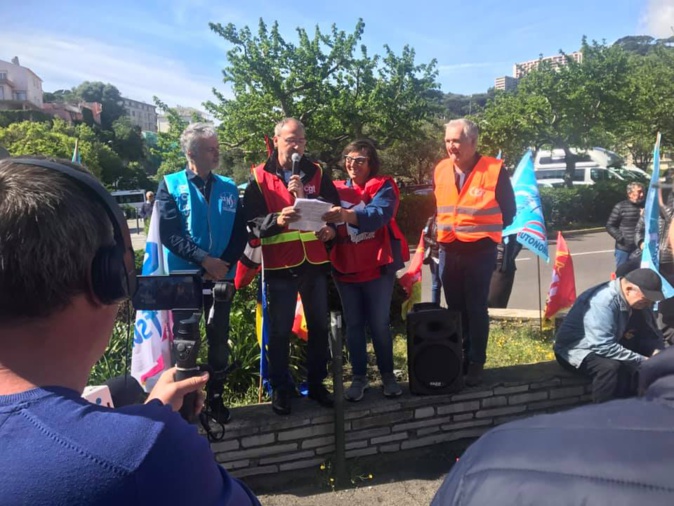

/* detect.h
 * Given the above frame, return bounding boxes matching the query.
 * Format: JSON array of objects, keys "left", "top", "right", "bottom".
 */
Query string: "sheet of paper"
[{"left": 288, "top": 198, "right": 334, "bottom": 232}]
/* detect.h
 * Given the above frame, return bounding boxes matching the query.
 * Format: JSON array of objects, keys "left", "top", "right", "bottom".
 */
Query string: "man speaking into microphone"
[{"left": 244, "top": 118, "right": 340, "bottom": 415}]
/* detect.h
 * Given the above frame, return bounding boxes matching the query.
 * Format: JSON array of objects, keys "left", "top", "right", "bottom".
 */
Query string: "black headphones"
[{"left": 11, "top": 158, "right": 138, "bottom": 304}]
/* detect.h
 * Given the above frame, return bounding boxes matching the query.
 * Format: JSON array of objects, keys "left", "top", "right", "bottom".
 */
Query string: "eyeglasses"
[
  {"left": 344, "top": 155, "right": 369, "bottom": 166},
  {"left": 280, "top": 137, "right": 306, "bottom": 145}
]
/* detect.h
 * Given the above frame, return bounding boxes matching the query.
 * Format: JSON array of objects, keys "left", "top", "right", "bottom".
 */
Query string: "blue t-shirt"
[{"left": 0, "top": 387, "right": 259, "bottom": 506}]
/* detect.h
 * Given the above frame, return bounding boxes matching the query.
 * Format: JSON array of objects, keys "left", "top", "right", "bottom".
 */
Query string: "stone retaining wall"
[{"left": 214, "top": 361, "right": 591, "bottom": 480}]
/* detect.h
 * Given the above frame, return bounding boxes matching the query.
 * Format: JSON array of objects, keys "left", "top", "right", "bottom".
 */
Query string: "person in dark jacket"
[
  {"left": 431, "top": 344, "right": 674, "bottom": 506},
  {"left": 606, "top": 182, "right": 645, "bottom": 268},
  {"left": 243, "top": 118, "right": 340, "bottom": 416},
  {"left": 635, "top": 190, "right": 674, "bottom": 343}
]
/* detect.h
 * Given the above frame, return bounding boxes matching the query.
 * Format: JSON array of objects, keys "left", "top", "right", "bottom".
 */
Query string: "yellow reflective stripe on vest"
[
  {"left": 455, "top": 205, "right": 502, "bottom": 216},
  {"left": 261, "top": 231, "right": 301, "bottom": 245},
  {"left": 454, "top": 224, "right": 503, "bottom": 233}
]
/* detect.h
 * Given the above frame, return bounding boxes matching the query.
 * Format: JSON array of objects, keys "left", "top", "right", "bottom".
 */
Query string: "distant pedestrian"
[
  {"left": 606, "top": 182, "right": 644, "bottom": 268},
  {"left": 139, "top": 191, "right": 154, "bottom": 223}
]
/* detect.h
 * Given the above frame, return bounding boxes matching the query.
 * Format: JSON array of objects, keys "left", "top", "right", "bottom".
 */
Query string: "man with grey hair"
[
  {"left": 156, "top": 122, "right": 247, "bottom": 423},
  {"left": 433, "top": 118, "right": 516, "bottom": 386},
  {"left": 244, "top": 117, "right": 340, "bottom": 415},
  {"left": 606, "top": 181, "right": 645, "bottom": 268}
]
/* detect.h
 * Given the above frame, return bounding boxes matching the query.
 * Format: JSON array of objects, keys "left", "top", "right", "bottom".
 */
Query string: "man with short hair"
[
  {"left": 156, "top": 123, "right": 247, "bottom": 423},
  {"left": 244, "top": 118, "right": 340, "bottom": 415},
  {"left": 433, "top": 118, "right": 516, "bottom": 386},
  {"left": 0, "top": 157, "right": 258, "bottom": 505},
  {"left": 139, "top": 190, "right": 155, "bottom": 224},
  {"left": 555, "top": 268, "right": 665, "bottom": 403},
  {"left": 606, "top": 181, "right": 645, "bottom": 268}
]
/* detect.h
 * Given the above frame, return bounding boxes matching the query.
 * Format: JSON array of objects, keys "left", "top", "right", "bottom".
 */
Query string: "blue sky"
[{"left": 2, "top": 0, "right": 672, "bottom": 112}]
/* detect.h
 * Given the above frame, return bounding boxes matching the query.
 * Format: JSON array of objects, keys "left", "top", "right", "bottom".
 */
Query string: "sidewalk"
[{"left": 127, "top": 218, "right": 146, "bottom": 252}]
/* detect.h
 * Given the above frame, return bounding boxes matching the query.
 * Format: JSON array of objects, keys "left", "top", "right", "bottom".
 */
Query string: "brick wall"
[{"left": 213, "top": 361, "right": 591, "bottom": 480}]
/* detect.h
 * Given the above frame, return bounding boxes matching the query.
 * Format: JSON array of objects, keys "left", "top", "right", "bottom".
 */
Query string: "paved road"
[{"left": 420, "top": 231, "right": 615, "bottom": 310}]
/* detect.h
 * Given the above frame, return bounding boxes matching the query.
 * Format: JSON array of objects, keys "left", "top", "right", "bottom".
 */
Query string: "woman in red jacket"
[{"left": 323, "top": 139, "right": 409, "bottom": 401}]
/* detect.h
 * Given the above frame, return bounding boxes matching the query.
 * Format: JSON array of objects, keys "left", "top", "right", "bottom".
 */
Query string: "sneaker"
[
  {"left": 381, "top": 372, "right": 402, "bottom": 398},
  {"left": 207, "top": 395, "right": 232, "bottom": 424},
  {"left": 308, "top": 384, "right": 334, "bottom": 408},
  {"left": 344, "top": 375, "right": 369, "bottom": 402},
  {"left": 271, "top": 388, "right": 292, "bottom": 415}
]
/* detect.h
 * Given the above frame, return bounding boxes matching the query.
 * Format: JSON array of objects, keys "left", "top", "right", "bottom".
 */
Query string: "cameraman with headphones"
[
  {"left": 156, "top": 123, "right": 247, "bottom": 424},
  {"left": 0, "top": 158, "right": 258, "bottom": 505}
]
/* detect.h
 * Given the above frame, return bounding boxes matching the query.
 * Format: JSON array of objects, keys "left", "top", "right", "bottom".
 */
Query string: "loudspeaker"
[
  {"left": 407, "top": 303, "right": 463, "bottom": 395},
  {"left": 11, "top": 158, "right": 137, "bottom": 304}
]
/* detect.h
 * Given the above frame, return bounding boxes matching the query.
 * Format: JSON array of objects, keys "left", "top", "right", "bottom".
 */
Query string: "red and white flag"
[{"left": 544, "top": 231, "right": 576, "bottom": 319}]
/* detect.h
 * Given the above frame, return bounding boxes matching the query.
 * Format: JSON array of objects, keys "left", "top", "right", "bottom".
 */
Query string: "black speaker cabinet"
[{"left": 407, "top": 303, "right": 463, "bottom": 395}]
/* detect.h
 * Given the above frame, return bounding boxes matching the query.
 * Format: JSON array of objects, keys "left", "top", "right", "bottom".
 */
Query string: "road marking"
[{"left": 517, "top": 249, "right": 614, "bottom": 262}]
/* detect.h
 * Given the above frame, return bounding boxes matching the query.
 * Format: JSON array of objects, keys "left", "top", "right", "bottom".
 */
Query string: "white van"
[
  {"left": 534, "top": 148, "right": 626, "bottom": 186},
  {"left": 111, "top": 190, "right": 146, "bottom": 211},
  {"left": 534, "top": 166, "right": 624, "bottom": 186}
]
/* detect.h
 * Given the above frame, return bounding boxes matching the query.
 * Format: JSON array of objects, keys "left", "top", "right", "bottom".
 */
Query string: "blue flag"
[
  {"left": 502, "top": 150, "right": 550, "bottom": 262},
  {"left": 641, "top": 133, "right": 674, "bottom": 298},
  {"left": 71, "top": 139, "right": 81, "bottom": 164}
]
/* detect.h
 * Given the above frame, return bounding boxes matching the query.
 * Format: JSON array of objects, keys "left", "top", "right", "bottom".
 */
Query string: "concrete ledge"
[
  {"left": 489, "top": 308, "right": 568, "bottom": 322},
  {"left": 216, "top": 361, "right": 590, "bottom": 486}
]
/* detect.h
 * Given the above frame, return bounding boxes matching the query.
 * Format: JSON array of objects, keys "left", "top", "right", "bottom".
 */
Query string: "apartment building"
[
  {"left": 494, "top": 75, "right": 519, "bottom": 91},
  {"left": 514, "top": 51, "right": 582, "bottom": 78},
  {"left": 0, "top": 57, "right": 43, "bottom": 110},
  {"left": 122, "top": 97, "right": 157, "bottom": 132}
]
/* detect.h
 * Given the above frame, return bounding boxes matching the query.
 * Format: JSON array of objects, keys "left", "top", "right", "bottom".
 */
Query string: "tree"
[
  {"left": 0, "top": 119, "right": 124, "bottom": 184},
  {"left": 151, "top": 97, "right": 189, "bottom": 178},
  {"left": 205, "top": 18, "right": 440, "bottom": 170},
  {"left": 111, "top": 117, "right": 144, "bottom": 163},
  {"left": 74, "top": 81, "right": 126, "bottom": 130},
  {"left": 477, "top": 39, "right": 633, "bottom": 185}
]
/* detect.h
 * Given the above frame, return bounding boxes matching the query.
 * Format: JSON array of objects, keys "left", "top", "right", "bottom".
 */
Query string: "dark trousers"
[
  {"left": 488, "top": 269, "right": 516, "bottom": 308},
  {"left": 429, "top": 259, "right": 443, "bottom": 305},
  {"left": 173, "top": 288, "right": 232, "bottom": 396},
  {"left": 556, "top": 352, "right": 638, "bottom": 403},
  {"left": 439, "top": 242, "right": 497, "bottom": 365},
  {"left": 265, "top": 268, "right": 329, "bottom": 390}
]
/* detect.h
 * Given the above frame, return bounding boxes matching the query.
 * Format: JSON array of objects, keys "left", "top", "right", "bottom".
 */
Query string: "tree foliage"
[
  {"left": 206, "top": 18, "right": 440, "bottom": 169},
  {"left": 0, "top": 119, "right": 123, "bottom": 183},
  {"left": 74, "top": 81, "right": 126, "bottom": 130},
  {"left": 151, "top": 97, "right": 189, "bottom": 178},
  {"left": 478, "top": 39, "right": 634, "bottom": 184}
]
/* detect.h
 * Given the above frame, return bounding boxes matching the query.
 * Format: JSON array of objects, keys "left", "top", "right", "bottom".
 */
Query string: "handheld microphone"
[{"left": 291, "top": 153, "right": 301, "bottom": 176}]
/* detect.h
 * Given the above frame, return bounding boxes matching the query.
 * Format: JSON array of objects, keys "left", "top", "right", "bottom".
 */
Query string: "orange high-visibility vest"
[
  {"left": 253, "top": 163, "right": 330, "bottom": 270},
  {"left": 434, "top": 156, "right": 503, "bottom": 244}
]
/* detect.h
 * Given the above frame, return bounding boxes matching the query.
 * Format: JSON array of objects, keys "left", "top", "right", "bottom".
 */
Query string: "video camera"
[{"left": 132, "top": 273, "right": 236, "bottom": 425}]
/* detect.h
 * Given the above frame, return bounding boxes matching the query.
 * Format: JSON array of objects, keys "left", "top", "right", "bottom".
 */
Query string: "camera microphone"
[{"left": 291, "top": 152, "right": 301, "bottom": 176}]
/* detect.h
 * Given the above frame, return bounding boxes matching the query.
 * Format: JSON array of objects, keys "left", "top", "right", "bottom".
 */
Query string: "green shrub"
[{"left": 396, "top": 194, "right": 435, "bottom": 242}]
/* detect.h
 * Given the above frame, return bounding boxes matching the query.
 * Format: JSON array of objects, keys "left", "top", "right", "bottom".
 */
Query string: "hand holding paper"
[{"left": 287, "top": 198, "right": 334, "bottom": 232}]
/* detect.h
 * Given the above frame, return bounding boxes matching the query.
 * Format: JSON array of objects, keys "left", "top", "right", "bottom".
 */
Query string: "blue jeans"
[
  {"left": 439, "top": 242, "right": 497, "bottom": 365},
  {"left": 335, "top": 270, "right": 397, "bottom": 377},
  {"left": 265, "top": 267, "right": 330, "bottom": 390},
  {"left": 429, "top": 259, "right": 443, "bottom": 305},
  {"left": 614, "top": 249, "right": 630, "bottom": 268}
]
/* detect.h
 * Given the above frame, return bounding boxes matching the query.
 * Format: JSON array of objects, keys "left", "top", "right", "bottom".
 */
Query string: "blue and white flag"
[
  {"left": 131, "top": 202, "right": 173, "bottom": 391},
  {"left": 502, "top": 150, "right": 550, "bottom": 262},
  {"left": 641, "top": 133, "right": 674, "bottom": 298}
]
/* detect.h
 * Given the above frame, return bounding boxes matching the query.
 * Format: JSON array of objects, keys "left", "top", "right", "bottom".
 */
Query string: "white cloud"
[
  {"left": 0, "top": 31, "right": 233, "bottom": 111},
  {"left": 640, "top": 0, "right": 674, "bottom": 38}
]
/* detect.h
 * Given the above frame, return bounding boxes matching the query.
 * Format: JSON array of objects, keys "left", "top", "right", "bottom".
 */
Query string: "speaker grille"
[{"left": 413, "top": 343, "right": 462, "bottom": 389}]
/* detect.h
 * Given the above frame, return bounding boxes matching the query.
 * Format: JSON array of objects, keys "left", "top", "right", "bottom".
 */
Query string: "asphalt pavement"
[{"left": 420, "top": 230, "right": 615, "bottom": 310}]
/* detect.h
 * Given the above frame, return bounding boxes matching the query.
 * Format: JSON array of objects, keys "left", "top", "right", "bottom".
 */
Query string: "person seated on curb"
[
  {"left": 554, "top": 268, "right": 665, "bottom": 404},
  {"left": 431, "top": 344, "right": 674, "bottom": 505},
  {"left": 0, "top": 157, "right": 259, "bottom": 506}
]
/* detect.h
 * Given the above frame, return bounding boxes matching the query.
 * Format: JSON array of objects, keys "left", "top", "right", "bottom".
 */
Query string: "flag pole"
[{"left": 537, "top": 256, "right": 543, "bottom": 336}]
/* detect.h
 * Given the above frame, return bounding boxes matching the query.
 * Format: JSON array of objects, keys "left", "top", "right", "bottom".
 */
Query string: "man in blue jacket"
[
  {"left": 157, "top": 123, "right": 247, "bottom": 423},
  {"left": 431, "top": 345, "right": 674, "bottom": 506},
  {"left": 554, "top": 268, "right": 665, "bottom": 403}
]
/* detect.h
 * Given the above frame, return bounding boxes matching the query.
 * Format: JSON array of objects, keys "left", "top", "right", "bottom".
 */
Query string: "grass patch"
[{"left": 486, "top": 322, "right": 556, "bottom": 369}]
